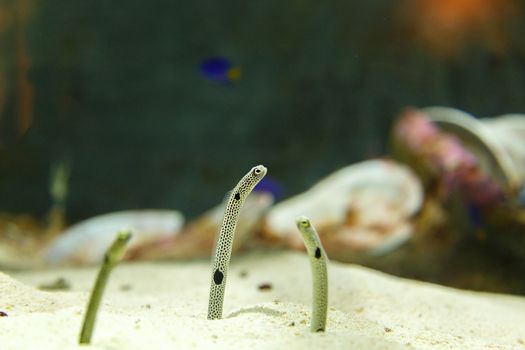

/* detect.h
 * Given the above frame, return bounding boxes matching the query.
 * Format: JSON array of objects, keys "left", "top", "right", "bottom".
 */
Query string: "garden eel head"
[
  {"left": 238, "top": 165, "right": 267, "bottom": 196},
  {"left": 231, "top": 165, "right": 267, "bottom": 203},
  {"left": 296, "top": 216, "right": 311, "bottom": 229},
  {"left": 251, "top": 165, "right": 267, "bottom": 179},
  {"left": 295, "top": 216, "right": 319, "bottom": 248},
  {"left": 105, "top": 230, "right": 133, "bottom": 265}
]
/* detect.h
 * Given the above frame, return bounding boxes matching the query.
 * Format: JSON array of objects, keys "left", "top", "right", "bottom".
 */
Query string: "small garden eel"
[
  {"left": 296, "top": 216, "right": 328, "bottom": 332},
  {"left": 79, "top": 230, "right": 132, "bottom": 344},
  {"left": 207, "top": 165, "right": 267, "bottom": 320}
]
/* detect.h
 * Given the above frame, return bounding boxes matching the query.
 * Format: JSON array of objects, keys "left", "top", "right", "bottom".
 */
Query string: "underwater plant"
[
  {"left": 79, "top": 230, "right": 132, "bottom": 344},
  {"left": 207, "top": 165, "right": 267, "bottom": 320},
  {"left": 296, "top": 216, "right": 328, "bottom": 332}
]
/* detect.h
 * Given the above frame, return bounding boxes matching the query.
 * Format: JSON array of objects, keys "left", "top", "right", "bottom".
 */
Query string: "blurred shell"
[
  {"left": 262, "top": 159, "right": 423, "bottom": 258},
  {"left": 391, "top": 107, "right": 525, "bottom": 262},
  {"left": 44, "top": 210, "right": 184, "bottom": 265},
  {"left": 422, "top": 106, "right": 524, "bottom": 195},
  {"left": 391, "top": 107, "right": 507, "bottom": 207},
  {"left": 126, "top": 192, "right": 274, "bottom": 260},
  {"left": 480, "top": 114, "right": 525, "bottom": 193}
]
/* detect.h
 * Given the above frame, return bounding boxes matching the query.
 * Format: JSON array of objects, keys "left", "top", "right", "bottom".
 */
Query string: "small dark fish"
[
  {"left": 199, "top": 57, "right": 241, "bottom": 84},
  {"left": 254, "top": 176, "right": 284, "bottom": 200},
  {"left": 258, "top": 282, "right": 273, "bottom": 291},
  {"left": 38, "top": 277, "right": 71, "bottom": 291}
]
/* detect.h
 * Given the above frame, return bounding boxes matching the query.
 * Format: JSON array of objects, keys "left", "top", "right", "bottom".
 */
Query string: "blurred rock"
[
  {"left": 262, "top": 159, "right": 423, "bottom": 259},
  {"left": 127, "top": 192, "right": 274, "bottom": 260},
  {"left": 43, "top": 210, "right": 184, "bottom": 265}
]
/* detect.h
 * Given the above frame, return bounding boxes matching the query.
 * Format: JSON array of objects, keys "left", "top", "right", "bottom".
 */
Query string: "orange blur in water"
[{"left": 399, "top": 0, "right": 518, "bottom": 57}]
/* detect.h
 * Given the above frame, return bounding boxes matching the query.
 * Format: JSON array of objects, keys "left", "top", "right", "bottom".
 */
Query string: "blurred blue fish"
[
  {"left": 199, "top": 57, "right": 241, "bottom": 84},
  {"left": 254, "top": 176, "right": 284, "bottom": 200}
]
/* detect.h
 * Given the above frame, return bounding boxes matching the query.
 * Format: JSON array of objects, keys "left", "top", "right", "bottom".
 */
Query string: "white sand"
[{"left": 1, "top": 251, "right": 525, "bottom": 349}]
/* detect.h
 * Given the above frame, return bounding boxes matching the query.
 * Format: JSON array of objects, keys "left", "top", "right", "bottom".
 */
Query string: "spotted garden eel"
[
  {"left": 295, "top": 216, "right": 328, "bottom": 332},
  {"left": 79, "top": 230, "right": 132, "bottom": 344},
  {"left": 207, "top": 165, "right": 267, "bottom": 320}
]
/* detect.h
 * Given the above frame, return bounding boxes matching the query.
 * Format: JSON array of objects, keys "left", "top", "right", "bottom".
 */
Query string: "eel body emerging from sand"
[
  {"left": 296, "top": 216, "right": 328, "bottom": 332},
  {"left": 79, "top": 230, "right": 132, "bottom": 344},
  {"left": 207, "top": 165, "right": 267, "bottom": 320}
]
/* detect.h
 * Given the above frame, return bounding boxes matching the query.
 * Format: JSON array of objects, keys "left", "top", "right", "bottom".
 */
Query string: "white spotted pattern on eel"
[{"left": 207, "top": 165, "right": 267, "bottom": 319}]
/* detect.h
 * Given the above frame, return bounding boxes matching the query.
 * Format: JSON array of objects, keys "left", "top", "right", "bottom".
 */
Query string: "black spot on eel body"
[
  {"left": 213, "top": 269, "right": 224, "bottom": 285},
  {"left": 315, "top": 247, "right": 321, "bottom": 259},
  {"left": 234, "top": 192, "right": 241, "bottom": 200}
]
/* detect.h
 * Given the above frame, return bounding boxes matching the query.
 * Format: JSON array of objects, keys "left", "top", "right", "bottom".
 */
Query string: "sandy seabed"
[{"left": 1, "top": 251, "right": 525, "bottom": 350}]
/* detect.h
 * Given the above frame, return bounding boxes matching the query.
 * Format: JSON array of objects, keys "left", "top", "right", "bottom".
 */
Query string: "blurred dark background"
[{"left": 0, "top": 0, "right": 524, "bottom": 223}]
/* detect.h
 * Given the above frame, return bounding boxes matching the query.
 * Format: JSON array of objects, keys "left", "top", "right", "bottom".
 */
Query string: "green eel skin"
[
  {"left": 79, "top": 230, "right": 132, "bottom": 344},
  {"left": 296, "top": 216, "right": 328, "bottom": 332}
]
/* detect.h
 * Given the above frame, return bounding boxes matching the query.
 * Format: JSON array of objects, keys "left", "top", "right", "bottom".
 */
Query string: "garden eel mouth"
[
  {"left": 207, "top": 165, "right": 267, "bottom": 320},
  {"left": 296, "top": 216, "right": 328, "bottom": 332}
]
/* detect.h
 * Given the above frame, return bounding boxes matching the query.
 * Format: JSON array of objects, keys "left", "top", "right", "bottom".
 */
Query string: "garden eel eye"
[
  {"left": 301, "top": 220, "right": 310, "bottom": 228},
  {"left": 253, "top": 167, "right": 261, "bottom": 175}
]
